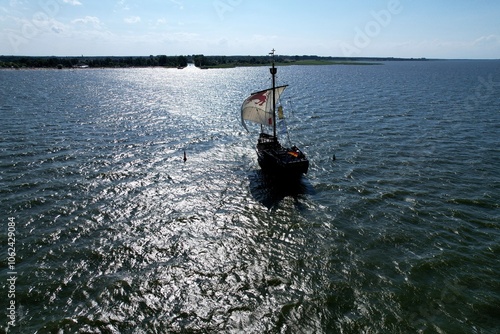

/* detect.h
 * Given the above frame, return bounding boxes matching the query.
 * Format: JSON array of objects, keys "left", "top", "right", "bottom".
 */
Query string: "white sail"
[{"left": 241, "top": 85, "right": 288, "bottom": 131}]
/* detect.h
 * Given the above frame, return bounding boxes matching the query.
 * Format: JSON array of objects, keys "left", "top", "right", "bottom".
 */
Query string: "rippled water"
[{"left": 1, "top": 61, "right": 499, "bottom": 333}]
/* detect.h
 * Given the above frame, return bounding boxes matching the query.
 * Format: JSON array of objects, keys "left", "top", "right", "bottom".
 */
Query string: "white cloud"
[
  {"left": 72, "top": 16, "right": 101, "bottom": 27},
  {"left": 124, "top": 16, "right": 141, "bottom": 24},
  {"left": 116, "top": 0, "right": 130, "bottom": 11},
  {"left": 247, "top": 34, "right": 278, "bottom": 45},
  {"left": 474, "top": 35, "right": 500, "bottom": 46},
  {"left": 9, "top": 0, "right": 26, "bottom": 7},
  {"left": 62, "top": 0, "right": 82, "bottom": 5},
  {"left": 169, "top": 0, "right": 184, "bottom": 10}
]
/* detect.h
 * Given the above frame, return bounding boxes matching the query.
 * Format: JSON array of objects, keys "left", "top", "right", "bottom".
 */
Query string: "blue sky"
[{"left": 1, "top": 0, "right": 499, "bottom": 58}]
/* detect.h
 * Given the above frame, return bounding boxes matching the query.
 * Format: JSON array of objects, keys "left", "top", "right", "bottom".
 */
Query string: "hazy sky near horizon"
[{"left": 1, "top": 0, "right": 499, "bottom": 59}]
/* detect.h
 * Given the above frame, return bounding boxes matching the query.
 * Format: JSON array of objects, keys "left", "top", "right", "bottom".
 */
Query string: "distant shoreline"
[
  {"left": 0, "top": 62, "right": 381, "bottom": 69},
  {"left": 1, "top": 55, "right": 496, "bottom": 70},
  {"left": 0, "top": 55, "right": 431, "bottom": 70},
  {"left": 202, "top": 60, "right": 383, "bottom": 68}
]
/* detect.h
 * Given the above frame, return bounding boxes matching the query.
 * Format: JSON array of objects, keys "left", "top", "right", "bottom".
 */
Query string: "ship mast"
[{"left": 269, "top": 49, "right": 277, "bottom": 138}]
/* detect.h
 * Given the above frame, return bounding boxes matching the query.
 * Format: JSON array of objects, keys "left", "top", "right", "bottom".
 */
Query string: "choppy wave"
[{"left": 1, "top": 62, "right": 499, "bottom": 333}]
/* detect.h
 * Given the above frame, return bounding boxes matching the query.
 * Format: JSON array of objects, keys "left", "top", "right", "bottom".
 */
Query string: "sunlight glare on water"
[{"left": 0, "top": 62, "right": 499, "bottom": 333}]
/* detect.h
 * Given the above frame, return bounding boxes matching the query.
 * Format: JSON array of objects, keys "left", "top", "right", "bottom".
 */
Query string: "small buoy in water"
[
  {"left": 332, "top": 154, "right": 336, "bottom": 161},
  {"left": 183, "top": 150, "right": 187, "bottom": 163}
]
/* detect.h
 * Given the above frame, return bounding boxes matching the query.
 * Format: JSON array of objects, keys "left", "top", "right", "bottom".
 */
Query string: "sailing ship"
[{"left": 241, "top": 49, "right": 309, "bottom": 177}]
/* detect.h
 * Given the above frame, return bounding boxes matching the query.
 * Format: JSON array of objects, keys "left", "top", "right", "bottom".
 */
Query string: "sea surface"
[{"left": 1, "top": 61, "right": 499, "bottom": 333}]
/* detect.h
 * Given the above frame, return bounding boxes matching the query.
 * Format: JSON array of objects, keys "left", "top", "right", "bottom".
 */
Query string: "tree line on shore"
[
  {"left": 0, "top": 54, "right": 426, "bottom": 69},
  {"left": 0, "top": 55, "right": 189, "bottom": 69},
  {"left": 1, "top": 54, "right": 299, "bottom": 69}
]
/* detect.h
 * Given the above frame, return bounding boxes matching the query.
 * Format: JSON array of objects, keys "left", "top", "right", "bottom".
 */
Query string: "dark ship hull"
[{"left": 256, "top": 133, "right": 309, "bottom": 177}]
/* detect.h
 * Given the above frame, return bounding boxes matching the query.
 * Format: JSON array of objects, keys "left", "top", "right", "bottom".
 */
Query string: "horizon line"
[{"left": 1, "top": 54, "right": 499, "bottom": 61}]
